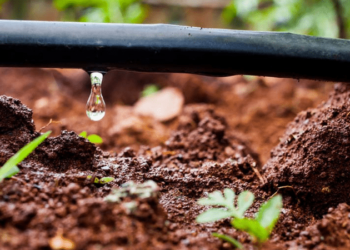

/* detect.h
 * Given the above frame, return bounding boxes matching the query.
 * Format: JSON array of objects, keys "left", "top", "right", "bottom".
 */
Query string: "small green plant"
[
  {"left": 87, "top": 175, "right": 114, "bottom": 184},
  {"left": 196, "top": 189, "right": 282, "bottom": 249},
  {"left": 141, "top": 84, "right": 159, "bottom": 97},
  {"left": 79, "top": 131, "right": 103, "bottom": 144},
  {"left": 105, "top": 180, "right": 158, "bottom": 203},
  {"left": 0, "top": 131, "right": 51, "bottom": 182}
]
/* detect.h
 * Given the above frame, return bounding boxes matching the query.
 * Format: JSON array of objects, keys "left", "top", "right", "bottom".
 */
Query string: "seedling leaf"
[
  {"left": 5, "top": 166, "right": 20, "bottom": 178},
  {"left": 237, "top": 191, "right": 254, "bottom": 217},
  {"left": 232, "top": 218, "right": 269, "bottom": 242},
  {"left": 256, "top": 195, "right": 283, "bottom": 233},
  {"left": 80, "top": 131, "right": 103, "bottom": 144},
  {"left": 87, "top": 134, "right": 103, "bottom": 144},
  {"left": 196, "top": 208, "right": 232, "bottom": 223},
  {"left": 197, "top": 189, "right": 282, "bottom": 245},
  {"left": 0, "top": 131, "right": 51, "bottom": 182},
  {"left": 198, "top": 190, "right": 226, "bottom": 206},
  {"left": 87, "top": 176, "right": 114, "bottom": 184},
  {"left": 224, "top": 188, "right": 235, "bottom": 210},
  {"left": 100, "top": 177, "right": 114, "bottom": 184},
  {"left": 79, "top": 131, "right": 87, "bottom": 138},
  {"left": 212, "top": 233, "right": 243, "bottom": 249}
]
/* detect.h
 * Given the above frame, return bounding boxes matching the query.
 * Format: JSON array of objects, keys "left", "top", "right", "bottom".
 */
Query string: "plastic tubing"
[{"left": 1, "top": 20, "right": 350, "bottom": 81}]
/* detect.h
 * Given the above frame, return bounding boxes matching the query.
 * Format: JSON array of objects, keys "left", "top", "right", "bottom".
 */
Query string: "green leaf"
[
  {"left": 4, "top": 166, "right": 19, "bottom": 179},
  {"left": 141, "top": 84, "right": 159, "bottom": 97},
  {"left": 237, "top": 191, "right": 254, "bottom": 218},
  {"left": 87, "top": 175, "right": 99, "bottom": 183},
  {"left": 256, "top": 195, "right": 283, "bottom": 233},
  {"left": 79, "top": 131, "right": 87, "bottom": 138},
  {"left": 196, "top": 208, "right": 232, "bottom": 223},
  {"left": 0, "top": 131, "right": 51, "bottom": 182},
  {"left": 198, "top": 190, "right": 227, "bottom": 206},
  {"left": 80, "top": 131, "right": 103, "bottom": 144},
  {"left": 223, "top": 188, "right": 235, "bottom": 210},
  {"left": 87, "top": 134, "right": 103, "bottom": 144},
  {"left": 232, "top": 218, "right": 269, "bottom": 242},
  {"left": 100, "top": 177, "right": 114, "bottom": 184},
  {"left": 212, "top": 233, "right": 243, "bottom": 249},
  {"left": 88, "top": 176, "right": 114, "bottom": 184}
]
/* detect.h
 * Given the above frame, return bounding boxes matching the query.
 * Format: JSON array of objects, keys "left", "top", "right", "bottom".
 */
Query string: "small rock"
[
  {"left": 134, "top": 87, "right": 184, "bottom": 122},
  {"left": 49, "top": 233, "right": 75, "bottom": 250}
]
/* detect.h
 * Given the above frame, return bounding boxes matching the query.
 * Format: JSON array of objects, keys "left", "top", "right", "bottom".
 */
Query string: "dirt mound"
[
  {"left": 161, "top": 104, "right": 259, "bottom": 165},
  {"left": 37, "top": 131, "right": 97, "bottom": 172},
  {"left": 106, "top": 104, "right": 262, "bottom": 195},
  {"left": 0, "top": 96, "right": 36, "bottom": 166},
  {"left": 263, "top": 83, "right": 350, "bottom": 215},
  {"left": 288, "top": 203, "right": 350, "bottom": 249},
  {"left": 138, "top": 105, "right": 262, "bottom": 194},
  {"left": 0, "top": 95, "right": 97, "bottom": 173},
  {"left": 0, "top": 95, "right": 35, "bottom": 134}
]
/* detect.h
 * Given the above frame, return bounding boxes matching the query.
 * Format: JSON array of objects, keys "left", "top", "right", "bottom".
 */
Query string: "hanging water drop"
[{"left": 86, "top": 72, "right": 106, "bottom": 121}]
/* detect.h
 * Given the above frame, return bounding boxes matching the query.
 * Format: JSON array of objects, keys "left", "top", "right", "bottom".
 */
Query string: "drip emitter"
[{"left": 1, "top": 20, "right": 350, "bottom": 119}]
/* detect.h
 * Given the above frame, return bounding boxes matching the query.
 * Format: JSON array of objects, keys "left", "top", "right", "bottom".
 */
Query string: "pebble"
[{"left": 134, "top": 87, "right": 184, "bottom": 122}]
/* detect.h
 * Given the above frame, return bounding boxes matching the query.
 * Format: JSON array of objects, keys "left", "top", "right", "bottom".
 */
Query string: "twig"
[
  {"left": 270, "top": 185, "right": 295, "bottom": 199},
  {"left": 38, "top": 119, "right": 61, "bottom": 133},
  {"left": 250, "top": 165, "right": 266, "bottom": 184}
]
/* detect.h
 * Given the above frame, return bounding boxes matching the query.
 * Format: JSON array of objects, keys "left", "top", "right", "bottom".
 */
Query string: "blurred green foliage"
[
  {"left": 222, "top": 0, "right": 349, "bottom": 38},
  {"left": 53, "top": 0, "right": 147, "bottom": 23},
  {"left": 141, "top": 84, "right": 159, "bottom": 97},
  {"left": 0, "top": 0, "right": 7, "bottom": 9}
]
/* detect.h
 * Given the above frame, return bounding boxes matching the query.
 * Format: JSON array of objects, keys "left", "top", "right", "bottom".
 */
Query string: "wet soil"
[{"left": 1, "top": 67, "right": 348, "bottom": 249}]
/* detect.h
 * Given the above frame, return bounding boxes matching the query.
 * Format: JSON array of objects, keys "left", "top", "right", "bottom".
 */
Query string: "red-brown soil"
[
  {"left": 1, "top": 67, "right": 348, "bottom": 249},
  {"left": 264, "top": 83, "right": 350, "bottom": 216}
]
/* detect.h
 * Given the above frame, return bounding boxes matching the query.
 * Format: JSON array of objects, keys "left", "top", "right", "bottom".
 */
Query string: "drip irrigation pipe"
[{"left": 1, "top": 20, "right": 350, "bottom": 82}]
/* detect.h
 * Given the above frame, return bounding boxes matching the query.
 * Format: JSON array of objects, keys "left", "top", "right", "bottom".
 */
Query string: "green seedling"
[
  {"left": 0, "top": 131, "right": 51, "bottom": 182},
  {"left": 197, "top": 189, "right": 254, "bottom": 222},
  {"left": 105, "top": 180, "right": 158, "bottom": 203},
  {"left": 87, "top": 175, "right": 114, "bottom": 184},
  {"left": 141, "top": 84, "right": 159, "bottom": 97},
  {"left": 79, "top": 131, "right": 103, "bottom": 144},
  {"left": 196, "top": 189, "right": 282, "bottom": 248}
]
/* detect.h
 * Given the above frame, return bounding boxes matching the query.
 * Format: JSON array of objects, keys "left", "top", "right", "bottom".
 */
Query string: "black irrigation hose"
[{"left": 1, "top": 20, "right": 350, "bottom": 81}]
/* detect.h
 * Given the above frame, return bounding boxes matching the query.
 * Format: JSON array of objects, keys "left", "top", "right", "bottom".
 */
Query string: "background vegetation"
[
  {"left": 223, "top": 0, "right": 349, "bottom": 38},
  {"left": 0, "top": 0, "right": 349, "bottom": 38}
]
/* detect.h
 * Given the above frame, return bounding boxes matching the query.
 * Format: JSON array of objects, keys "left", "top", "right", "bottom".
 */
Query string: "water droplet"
[{"left": 86, "top": 72, "right": 106, "bottom": 121}]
